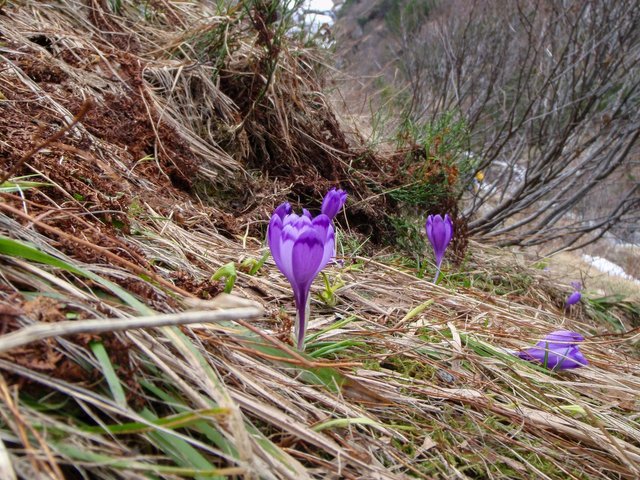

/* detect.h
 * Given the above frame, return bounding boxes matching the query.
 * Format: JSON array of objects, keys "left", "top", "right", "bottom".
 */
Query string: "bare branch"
[{"left": 388, "top": 0, "right": 640, "bottom": 249}]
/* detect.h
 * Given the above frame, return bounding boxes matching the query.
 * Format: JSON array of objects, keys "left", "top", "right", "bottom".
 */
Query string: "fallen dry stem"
[{"left": 0, "top": 306, "right": 263, "bottom": 353}]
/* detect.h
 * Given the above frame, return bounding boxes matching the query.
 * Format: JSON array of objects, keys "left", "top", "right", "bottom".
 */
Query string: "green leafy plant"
[
  {"left": 390, "top": 111, "right": 472, "bottom": 209},
  {"left": 586, "top": 294, "right": 640, "bottom": 331},
  {"left": 210, "top": 262, "right": 237, "bottom": 293},
  {"left": 90, "top": 340, "right": 128, "bottom": 407},
  {"left": 387, "top": 215, "right": 428, "bottom": 258},
  {"left": 0, "top": 236, "right": 151, "bottom": 314},
  {"left": 239, "top": 251, "right": 269, "bottom": 275},
  {"left": 316, "top": 272, "right": 345, "bottom": 307}
]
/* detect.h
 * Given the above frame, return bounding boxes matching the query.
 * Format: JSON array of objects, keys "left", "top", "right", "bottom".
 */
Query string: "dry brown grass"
[{"left": 0, "top": 1, "right": 639, "bottom": 479}]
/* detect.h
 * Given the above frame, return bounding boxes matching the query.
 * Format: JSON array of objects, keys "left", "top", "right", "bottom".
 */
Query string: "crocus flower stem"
[
  {"left": 433, "top": 264, "right": 441, "bottom": 284},
  {"left": 294, "top": 292, "right": 311, "bottom": 350}
]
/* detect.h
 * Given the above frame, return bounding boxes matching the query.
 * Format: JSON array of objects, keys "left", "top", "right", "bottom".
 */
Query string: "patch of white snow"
[{"left": 582, "top": 254, "right": 640, "bottom": 284}]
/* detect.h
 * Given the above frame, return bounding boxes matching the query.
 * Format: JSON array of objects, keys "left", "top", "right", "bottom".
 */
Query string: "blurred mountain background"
[{"left": 327, "top": 0, "right": 640, "bottom": 291}]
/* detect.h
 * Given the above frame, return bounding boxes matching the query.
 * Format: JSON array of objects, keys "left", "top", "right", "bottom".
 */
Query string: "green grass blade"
[
  {"left": 0, "top": 180, "right": 51, "bottom": 193},
  {"left": 55, "top": 443, "right": 242, "bottom": 477},
  {"left": 140, "top": 379, "right": 238, "bottom": 458},
  {"left": 163, "top": 328, "right": 312, "bottom": 475},
  {"left": 89, "top": 341, "right": 128, "bottom": 408},
  {"left": 311, "top": 417, "right": 383, "bottom": 432},
  {"left": 139, "top": 408, "right": 224, "bottom": 480},
  {"left": 81, "top": 408, "right": 229, "bottom": 435},
  {"left": 304, "top": 315, "right": 356, "bottom": 344},
  {"left": 0, "top": 236, "right": 153, "bottom": 314},
  {"left": 307, "top": 340, "right": 366, "bottom": 358},
  {"left": 401, "top": 299, "right": 434, "bottom": 322}
]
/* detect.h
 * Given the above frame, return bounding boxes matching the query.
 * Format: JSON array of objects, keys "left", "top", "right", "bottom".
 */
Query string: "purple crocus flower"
[
  {"left": 566, "top": 281, "right": 582, "bottom": 308},
  {"left": 518, "top": 330, "right": 588, "bottom": 370},
  {"left": 321, "top": 188, "right": 348, "bottom": 220},
  {"left": 425, "top": 214, "right": 454, "bottom": 283},
  {"left": 566, "top": 291, "right": 581, "bottom": 307},
  {"left": 268, "top": 203, "right": 335, "bottom": 350}
]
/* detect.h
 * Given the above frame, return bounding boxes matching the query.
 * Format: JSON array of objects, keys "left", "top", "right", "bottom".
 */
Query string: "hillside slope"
[{"left": 1, "top": 1, "right": 639, "bottom": 479}]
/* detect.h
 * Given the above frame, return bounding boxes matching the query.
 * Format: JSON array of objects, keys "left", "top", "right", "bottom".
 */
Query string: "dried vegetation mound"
[{"left": 0, "top": 1, "right": 639, "bottom": 479}]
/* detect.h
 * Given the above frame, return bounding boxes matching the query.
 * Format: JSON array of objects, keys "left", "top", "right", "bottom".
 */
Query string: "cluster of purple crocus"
[
  {"left": 267, "top": 188, "right": 346, "bottom": 350},
  {"left": 267, "top": 191, "right": 590, "bottom": 369}
]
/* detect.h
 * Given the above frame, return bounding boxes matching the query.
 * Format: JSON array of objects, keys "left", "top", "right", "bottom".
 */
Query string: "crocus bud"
[
  {"left": 566, "top": 281, "right": 582, "bottom": 308},
  {"left": 273, "top": 202, "right": 292, "bottom": 220},
  {"left": 321, "top": 188, "right": 347, "bottom": 220},
  {"left": 426, "top": 214, "right": 454, "bottom": 283},
  {"left": 565, "top": 291, "right": 581, "bottom": 307}
]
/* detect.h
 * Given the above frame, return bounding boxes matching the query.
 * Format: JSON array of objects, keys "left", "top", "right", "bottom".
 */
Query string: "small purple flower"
[
  {"left": 268, "top": 206, "right": 335, "bottom": 350},
  {"left": 425, "top": 214, "right": 454, "bottom": 283},
  {"left": 566, "top": 282, "right": 582, "bottom": 308},
  {"left": 566, "top": 291, "right": 582, "bottom": 307},
  {"left": 321, "top": 188, "right": 347, "bottom": 220},
  {"left": 518, "top": 330, "right": 588, "bottom": 370}
]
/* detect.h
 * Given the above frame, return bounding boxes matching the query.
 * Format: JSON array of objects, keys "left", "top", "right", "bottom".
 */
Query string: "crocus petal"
[
  {"left": 517, "top": 330, "right": 588, "bottom": 370},
  {"left": 277, "top": 223, "right": 299, "bottom": 282},
  {"left": 519, "top": 345, "right": 588, "bottom": 370},
  {"left": 282, "top": 212, "right": 297, "bottom": 228},
  {"left": 539, "top": 330, "right": 584, "bottom": 346},
  {"left": 289, "top": 230, "right": 326, "bottom": 349},
  {"left": 291, "top": 229, "right": 325, "bottom": 289},
  {"left": 555, "top": 346, "right": 588, "bottom": 369},
  {"left": 426, "top": 214, "right": 454, "bottom": 268},
  {"left": 312, "top": 213, "right": 331, "bottom": 238},
  {"left": 320, "top": 225, "right": 335, "bottom": 273},
  {"left": 268, "top": 214, "right": 284, "bottom": 270},
  {"left": 517, "top": 348, "right": 545, "bottom": 363},
  {"left": 570, "top": 281, "right": 582, "bottom": 291},
  {"left": 321, "top": 188, "right": 348, "bottom": 220},
  {"left": 425, "top": 215, "right": 437, "bottom": 248},
  {"left": 566, "top": 291, "right": 581, "bottom": 307},
  {"left": 273, "top": 202, "right": 292, "bottom": 219},
  {"left": 425, "top": 217, "right": 439, "bottom": 265},
  {"left": 311, "top": 214, "right": 335, "bottom": 275},
  {"left": 427, "top": 215, "right": 443, "bottom": 250},
  {"left": 443, "top": 214, "right": 454, "bottom": 245},
  {"left": 294, "top": 213, "right": 313, "bottom": 230}
]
